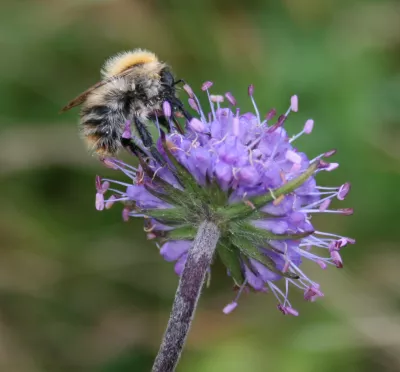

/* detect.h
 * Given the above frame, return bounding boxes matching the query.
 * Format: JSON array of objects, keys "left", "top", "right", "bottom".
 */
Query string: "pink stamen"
[
  {"left": 320, "top": 162, "right": 339, "bottom": 171},
  {"left": 319, "top": 199, "right": 331, "bottom": 211},
  {"left": 330, "top": 250, "right": 343, "bottom": 268},
  {"left": 277, "top": 304, "right": 299, "bottom": 316},
  {"left": 210, "top": 94, "right": 224, "bottom": 103},
  {"left": 337, "top": 182, "right": 351, "bottom": 200},
  {"left": 223, "top": 302, "right": 238, "bottom": 314},
  {"left": 122, "top": 207, "right": 130, "bottom": 222},
  {"left": 285, "top": 307, "right": 299, "bottom": 316},
  {"left": 324, "top": 149, "right": 337, "bottom": 158},
  {"left": 225, "top": 92, "right": 237, "bottom": 106},
  {"left": 183, "top": 84, "right": 194, "bottom": 98},
  {"left": 101, "top": 158, "right": 119, "bottom": 169},
  {"left": 304, "top": 286, "right": 324, "bottom": 301},
  {"left": 290, "top": 95, "right": 298, "bottom": 112},
  {"left": 336, "top": 237, "right": 356, "bottom": 248},
  {"left": 248, "top": 84, "right": 254, "bottom": 96},
  {"left": 95, "top": 175, "right": 102, "bottom": 191},
  {"left": 304, "top": 119, "right": 314, "bottom": 134},
  {"left": 265, "top": 108, "right": 277, "bottom": 121},
  {"left": 267, "top": 115, "right": 286, "bottom": 133},
  {"left": 188, "top": 98, "right": 200, "bottom": 113},
  {"left": 105, "top": 195, "right": 116, "bottom": 209},
  {"left": 201, "top": 81, "right": 213, "bottom": 91},
  {"left": 340, "top": 208, "right": 354, "bottom": 216},
  {"left": 101, "top": 181, "right": 110, "bottom": 193},
  {"left": 95, "top": 193, "right": 105, "bottom": 211}
]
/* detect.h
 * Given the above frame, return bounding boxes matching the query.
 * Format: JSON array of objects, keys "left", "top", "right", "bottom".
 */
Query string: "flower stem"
[{"left": 152, "top": 220, "right": 220, "bottom": 372}]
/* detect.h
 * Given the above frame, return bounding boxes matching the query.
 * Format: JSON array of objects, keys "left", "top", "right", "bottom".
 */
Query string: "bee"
[{"left": 61, "top": 49, "right": 191, "bottom": 157}]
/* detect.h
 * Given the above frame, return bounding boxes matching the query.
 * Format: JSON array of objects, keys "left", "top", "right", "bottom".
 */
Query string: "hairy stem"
[{"left": 152, "top": 221, "right": 220, "bottom": 372}]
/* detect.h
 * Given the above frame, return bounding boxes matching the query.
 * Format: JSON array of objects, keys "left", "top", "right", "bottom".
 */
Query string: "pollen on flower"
[
  {"left": 210, "top": 95, "right": 224, "bottom": 103},
  {"left": 95, "top": 81, "right": 355, "bottom": 317},
  {"left": 165, "top": 139, "right": 178, "bottom": 152}
]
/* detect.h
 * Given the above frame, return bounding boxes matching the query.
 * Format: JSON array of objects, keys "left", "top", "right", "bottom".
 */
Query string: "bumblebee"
[{"left": 61, "top": 49, "right": 191, "bottom": 157}]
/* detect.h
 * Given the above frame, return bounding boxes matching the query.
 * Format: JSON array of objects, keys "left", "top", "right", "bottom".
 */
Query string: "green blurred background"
[{"left": 1, "top": 0, "right": 400, "bottom": 371}]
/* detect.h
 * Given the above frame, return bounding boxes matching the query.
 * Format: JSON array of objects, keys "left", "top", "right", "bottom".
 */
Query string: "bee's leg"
[
  {"left": 169, "top": 96, "right": 193, "bottom": 122},
  {"left": 171, "top": 116, "right": 184, "bottom": 134},
  {"left": 132, "top": 115, "right": 153, "bottom": 148},
  {"left": 149, "top": 113, "right": 172, "bottom": 133},
  {"left": 132, "top": 115, "right": 166, "bottom": 166},
  {"left": 121, "top": 136, "right": 147, "bottom": 158}
]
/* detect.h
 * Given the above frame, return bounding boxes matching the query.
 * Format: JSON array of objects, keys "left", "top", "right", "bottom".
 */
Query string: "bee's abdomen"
[{"left": 80, "top": 104, "right": 125, "bottom": 156}]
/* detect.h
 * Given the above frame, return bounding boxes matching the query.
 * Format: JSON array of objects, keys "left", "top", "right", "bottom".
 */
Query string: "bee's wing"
[{"left": 60, "top": 68, "right": 135, "bottom": 112}]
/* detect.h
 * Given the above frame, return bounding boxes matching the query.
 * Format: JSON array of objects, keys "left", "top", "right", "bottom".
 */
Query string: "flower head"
[{"left": 96, "top": 83, "right": 354, "bottom": 316}]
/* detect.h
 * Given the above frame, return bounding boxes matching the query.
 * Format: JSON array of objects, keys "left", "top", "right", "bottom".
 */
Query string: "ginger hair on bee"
[{"left": 101, "top": 49, "right": 161, "bottom": 78}]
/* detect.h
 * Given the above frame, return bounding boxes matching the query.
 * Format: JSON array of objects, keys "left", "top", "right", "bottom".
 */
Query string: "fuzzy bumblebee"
[{"left": 62, "top": 49, "right": 191, "bottom": 156}]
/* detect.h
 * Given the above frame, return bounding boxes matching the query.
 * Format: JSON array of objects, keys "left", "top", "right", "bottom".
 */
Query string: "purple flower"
[{"left": 96, "top": 84, "right": 355, "bottom": 316}]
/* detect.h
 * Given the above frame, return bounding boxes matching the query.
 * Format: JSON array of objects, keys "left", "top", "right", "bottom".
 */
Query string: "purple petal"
[
  {"left": 160, "top": 240, "right": 191, "bottom": 262},
  {"left": 215, "top": 162, "right": 232, "bottom": 186},
  {"left": 250, "top": 259, "right": 281, "bottom": 281},
  {"left": 237, "top": 166, "right": 260, "bottom": 186},
  {"left": 244, "top": 265, "right": 264, "bottom": 291},
  {"left": 174, "top": 253, "right": 188, "bottom": 276},
  {"left": 189, "top": 118, "right": 207, "bottom": 133},
  {"left": 252, "top": 219, "right": 289, "bottom": 235},
  {"left": 126, "top": 185, "right": 171, "bottom": 209}
]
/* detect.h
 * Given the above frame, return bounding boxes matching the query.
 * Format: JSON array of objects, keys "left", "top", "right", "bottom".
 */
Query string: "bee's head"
[{"left": 160, "top": 68, "right": 175, "bottom": 88}]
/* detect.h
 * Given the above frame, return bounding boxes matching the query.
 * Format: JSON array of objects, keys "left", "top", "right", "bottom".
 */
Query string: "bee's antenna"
[{"left": 172, "top": 79, "right": 186, "bottom": 86}]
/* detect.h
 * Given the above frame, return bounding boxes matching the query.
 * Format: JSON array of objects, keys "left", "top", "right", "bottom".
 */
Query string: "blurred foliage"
[{"left": 1, "top": 0, "right": 400, "bottom": 371}]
